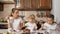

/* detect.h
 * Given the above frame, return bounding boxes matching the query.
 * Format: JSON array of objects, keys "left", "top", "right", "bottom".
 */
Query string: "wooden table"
[
  {"left": 0, "top": 29, "right": 7, "bottom": 34},
  {"left": 1, "top": 30, "right": 60, "bottom": 34}
]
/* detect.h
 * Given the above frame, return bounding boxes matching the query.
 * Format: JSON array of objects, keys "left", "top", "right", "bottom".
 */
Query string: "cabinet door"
[
  {"left": 20, "top": 0, "right": 52, "bottom": 10},
  {"left": 20, "top": 0, "right": 24, "bottom": 9},
  {"left": 31, "top": 0, "right": 40, "bottom": 9},
  {"left": 0, "top": 4, "right": 3, "bottom": 11},
  {"left": 20, "top": 0, "right": 32, "bottom": 9},
  {"left": 24, "top": 0, "right": 32, "bottom": 9},
  {"left": 40, "top": 0, "right": 52, "bottom": 9},
  {"left": 31, "top": 0, "right": 52, "bottom": 9},
  {"left": 31, "top": 0, "right": 36, "bottom": 9}
]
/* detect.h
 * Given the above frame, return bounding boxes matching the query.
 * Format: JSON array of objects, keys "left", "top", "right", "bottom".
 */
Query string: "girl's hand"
[
  {"left": 45, "top": 32, "right": 49, "bottom": 34},
  {"left": 56, "top": 27, "right": 60, "bottom": 31},
  {"left": 33, "top": 27, "right": 37, "bottom": 31},
  {"left": 39, "top": 24, "right": 44, "bottom": 30},
  {"left": 5, "top": 16, "right": 9, "bottom": 20},
  {"left": 23, "top": 28, "right": 30, "bottom": 33}
]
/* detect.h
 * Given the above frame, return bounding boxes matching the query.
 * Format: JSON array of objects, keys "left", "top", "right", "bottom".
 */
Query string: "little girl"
[
  {"left": 6, "top": 8, "right": 24, "bottom": 32},
  {"left": 25, "top": 14, "right": 37, "bottom": 32}
]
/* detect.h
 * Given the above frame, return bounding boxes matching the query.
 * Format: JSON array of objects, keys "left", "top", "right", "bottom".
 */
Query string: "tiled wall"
[
  {"left": 0, "top": 4, "right": 46, "bottom": 18},
  {"left": 0, "top": 4, "right": 15, "bottom": 18},
  {"left": 19, "top": 11, "right": 47, "bottom": 20},
  {"left": 0, "top": 4, "right": 51, "bottom": 20}
]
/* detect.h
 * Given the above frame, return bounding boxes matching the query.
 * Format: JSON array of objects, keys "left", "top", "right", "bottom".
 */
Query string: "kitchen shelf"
[
  {"left": 0, "top": 1, "right": 15, "bottom": 4},
  {"left": 0, "top": 22, "right": 8, "bottom": 24},
  {"left": 15, "top": 8, "right": 51, "bottom": 11},
  {"left": 17, "top": 0, "right": 52, "bottom": 10},
  {"left": 0, "top": 29, "right": 7, "bottom": 33}
]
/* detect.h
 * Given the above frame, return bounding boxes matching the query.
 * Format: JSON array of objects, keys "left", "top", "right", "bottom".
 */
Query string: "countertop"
[
  {"left": 0, "top": 29, "right": 7, "bottom": 33},
  {"left": 0, "top": 29, "right": 60, "bottom": 34},
  {"left": 0, "top": 22, "right": 7, "bottom": 24}
]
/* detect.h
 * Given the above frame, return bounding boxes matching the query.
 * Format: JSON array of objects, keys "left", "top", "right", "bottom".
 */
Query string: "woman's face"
[{"left": 12, "top": 10, "right": 19, "bottom": 18}]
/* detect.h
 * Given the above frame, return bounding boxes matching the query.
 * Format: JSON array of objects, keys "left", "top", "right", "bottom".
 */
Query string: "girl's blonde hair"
[{"left": 28, "top": 14, "right": 35, "bottom": 19}]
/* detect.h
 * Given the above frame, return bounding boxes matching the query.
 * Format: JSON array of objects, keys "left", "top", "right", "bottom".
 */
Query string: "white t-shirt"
[
  {"left": 8, "top": 17, "right": 22, "bottom": 32},
  {"left": 25, "top": 22, "right": 37, "bottom": 32},
  {"left": 43, "top": 22, "right": 57, "bottom": 32}
]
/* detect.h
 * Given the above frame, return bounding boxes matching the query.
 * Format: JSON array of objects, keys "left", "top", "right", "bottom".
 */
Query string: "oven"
[{"left": 0, "top": 23, "right": 8, "bottom": 29}]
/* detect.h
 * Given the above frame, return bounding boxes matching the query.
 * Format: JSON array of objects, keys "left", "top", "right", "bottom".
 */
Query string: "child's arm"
[
  {"left": 34, "top": 27, "right": 37, "bottom": 31},
  {"left": 56, "top": 27, "right": 60, "bottom": 31},
  {"left": 39, "top": 24, "right": 44, "bottom": 30},
  {"left": 55, "top": 24, "right": 60, "bottom": 31},
  {"left": 18, "top": 23, "right": 24, "bottom": 30},
  {"left": 5, "top": 16, "right": 12, "bottom": 28},
  {"left": 33, "top": 24, "right": 37, "bottom": 31},
  {"left": 5, "top": 16, "right": 13, "bottom": 32},
  {"left": 8, "top": 20, "right": 12, "bottom": 28},
  {"left": 45, "top": 31, "right": 49, "bottom": 34},
  {"left": 18, "top": 20, "right": 25, "bottom": 30}
]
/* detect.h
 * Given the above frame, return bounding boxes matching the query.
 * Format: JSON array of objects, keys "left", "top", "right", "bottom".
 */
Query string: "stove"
[{"left": 0, "top": 23, "right": 8, "bottom": 29}]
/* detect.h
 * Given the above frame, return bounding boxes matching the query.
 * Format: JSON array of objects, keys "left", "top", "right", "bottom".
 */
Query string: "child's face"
[
  {"left": 30, "top": 15, "right": 35, "bottom": 19},
  {"left": 29, "top": 18, "right": 35, "bottom": 23},
  {"left": 12, "top": 10, "right": 19, "bottom": 18},
  {"left": 47, "top": 18, "right": 53, "bottom": 24}
]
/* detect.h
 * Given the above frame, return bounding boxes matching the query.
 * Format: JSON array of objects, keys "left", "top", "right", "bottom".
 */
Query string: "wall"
[
  {"left": 0, "top": 4, "right": 15, "bottom": 18},
  {"left": 51, "top": 0, "right": 60, "bottom": 23},
  {"left": 0, "top": 4, "right": 46, "bottom": 20},
  {"left": 19, "top": 11, "right": 37, "bottom": 20},
  {"left": 1, "top": 0, "right": 60, "bottom": 23}
]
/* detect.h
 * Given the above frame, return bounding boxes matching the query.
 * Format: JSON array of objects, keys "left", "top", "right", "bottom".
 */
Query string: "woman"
[{"left": 6, "top": 8, "right": 24, "bottom": 32}]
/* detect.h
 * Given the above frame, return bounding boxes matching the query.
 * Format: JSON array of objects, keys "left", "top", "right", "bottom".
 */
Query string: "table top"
[{"left": 0, "top": 29, "right": 60, "bottom": 34}]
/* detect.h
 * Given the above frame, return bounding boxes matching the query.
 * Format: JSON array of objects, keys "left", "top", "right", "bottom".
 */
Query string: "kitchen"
[{"left": 0, "top": 0, "right": 60, "bottom": 34}]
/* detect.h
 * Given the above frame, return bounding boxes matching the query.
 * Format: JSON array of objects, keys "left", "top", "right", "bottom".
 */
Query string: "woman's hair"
[{"left": 10, "top": 8, "right": 19, "bottom": 16}]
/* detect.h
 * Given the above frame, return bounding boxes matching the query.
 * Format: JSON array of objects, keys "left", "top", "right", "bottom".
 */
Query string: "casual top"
[
  {"left": 43, "top": 22, "right": 57, "bottom": 32},
  {"left": 8, "top": 17, "right": 23, "bottom": 32},
  {"left": 25, "top": 22, "right": 37, "bottom": 32}
]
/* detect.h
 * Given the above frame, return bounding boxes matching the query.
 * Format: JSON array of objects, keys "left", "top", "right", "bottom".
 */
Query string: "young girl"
[
  {"left": 25, "top": 14, "right": 37, "bottom": 32},
  {"left": 43, "top": 15, "right": 60, "bottom": 33},
  {"left": 6, "top": 8, "right": 24, "bottom": 32}
]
